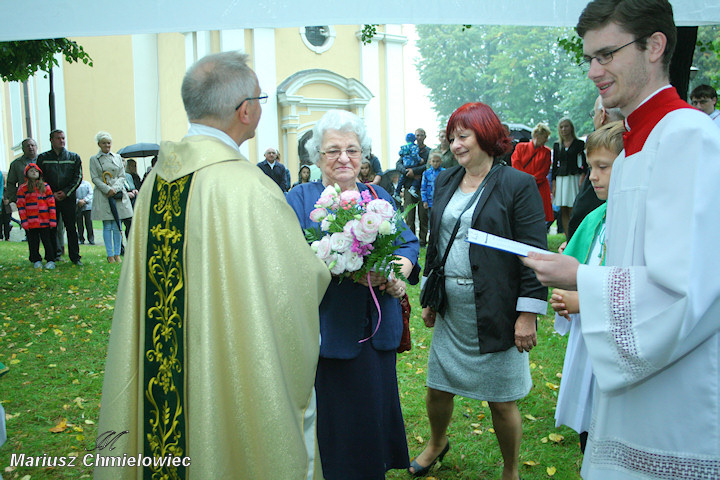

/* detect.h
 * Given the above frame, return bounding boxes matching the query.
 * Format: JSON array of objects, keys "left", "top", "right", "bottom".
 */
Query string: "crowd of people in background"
[{"left": 1, "top": 0, "right": 720, "bottom": 478}]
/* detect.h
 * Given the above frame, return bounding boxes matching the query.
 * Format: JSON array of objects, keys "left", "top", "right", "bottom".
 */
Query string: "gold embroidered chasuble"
[{"left": 95, "top": 136, "right": 330, "bottom": 480}]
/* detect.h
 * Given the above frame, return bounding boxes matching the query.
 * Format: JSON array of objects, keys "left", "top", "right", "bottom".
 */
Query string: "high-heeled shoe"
[{"left": 408, "top": 440, "right": 450, "bottom": 477}]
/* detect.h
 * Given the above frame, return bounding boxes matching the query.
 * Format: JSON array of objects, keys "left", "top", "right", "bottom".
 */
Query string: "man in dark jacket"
[
  {"left": 257, "top": 147, "right": 289, "bottom": 192},
  {"left": 37, "top": 129, "right": 83, "bottom": 265}
]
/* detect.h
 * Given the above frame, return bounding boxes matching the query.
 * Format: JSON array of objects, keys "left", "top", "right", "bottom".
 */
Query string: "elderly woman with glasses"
[{"left": 286, "top": 109, "right": 419, "bottom": 480}]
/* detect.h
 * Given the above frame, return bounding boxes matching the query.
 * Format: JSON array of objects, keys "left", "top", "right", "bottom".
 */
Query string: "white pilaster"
[
  {"left": 359, "top": 33, "right": 383, "bottom": 169},
  {"left": 132, "top": 34, "right": 161, "bottom": 142},
  {"left": 383, "top": 25, "right": 407, "bottom": 171},
  {"left": 252, "top": 28, "right": 279, "bottom": 163},
  {"left": 219, "top": 29, "right": 245, "bottom": 53}
]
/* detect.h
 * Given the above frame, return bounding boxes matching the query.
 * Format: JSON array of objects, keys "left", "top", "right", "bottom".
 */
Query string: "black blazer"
[
  {"left": 552, "top": 138, "right": 587, "bottom": 179},
  {"left": 257, "top": 160, "right": 289, "bottom": 192},
  {"left": 424, "top": 162, "right": 548, "bottom": 353}
]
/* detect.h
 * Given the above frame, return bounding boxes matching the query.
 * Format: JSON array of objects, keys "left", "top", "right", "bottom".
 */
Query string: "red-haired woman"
[{"left": 411, "top": 103, "right": 548, "bottom": 479}]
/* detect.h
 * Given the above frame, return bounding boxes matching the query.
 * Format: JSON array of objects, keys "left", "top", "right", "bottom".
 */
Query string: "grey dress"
[{"left": 426, "top": 186, "right": 532, "bottom": 402}]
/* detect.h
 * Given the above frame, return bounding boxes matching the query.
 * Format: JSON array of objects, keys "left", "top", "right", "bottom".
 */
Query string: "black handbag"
[{"left": 420, "top": 164, "right": 501, "bottom": 316}]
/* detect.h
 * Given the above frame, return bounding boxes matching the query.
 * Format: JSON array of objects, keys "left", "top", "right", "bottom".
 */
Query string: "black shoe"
[
  {"left": 72, "top": 260, "right": 84, "bottom": 266},
  {"left": 408, "top": 441, "right": 450, "bottom": 477}
]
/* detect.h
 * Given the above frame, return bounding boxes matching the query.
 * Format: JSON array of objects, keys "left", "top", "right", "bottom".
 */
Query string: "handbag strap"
[
  {"left": 366, "top": 183, "right": 379, "bottom": 200},
  {"left": 522, "top": 147, "right": 539, "bottom": 169},
  {"left": 437, "top": 163, "right": 501, "bottom": 268}
]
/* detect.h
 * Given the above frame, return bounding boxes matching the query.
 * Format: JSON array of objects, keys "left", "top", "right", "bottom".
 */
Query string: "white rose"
[
  {"left": 378, "top": 220, "right": 394, "bottom": 235},
  {"left": 320, "top": 213, "right": 335, "bottom": 232},
  {"left": 343, "top": 219, "right": 361, "bottom": 236},
  {"left": 344, "top": 252, "right": 365, "bottom": 272},
  {"left": 329, "top": 252, "right": 347, "bottom": 275},
  {"left": 315, "top": 236, "right": 332, "bottom": 260},
  {"left": 330, "top": 232, "right": 353, "bottom": 253}
]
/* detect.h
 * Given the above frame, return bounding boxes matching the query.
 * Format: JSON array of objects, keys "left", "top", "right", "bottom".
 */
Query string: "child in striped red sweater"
[{"left": 16, "top": 163, "right": 57, "bottom": 269}]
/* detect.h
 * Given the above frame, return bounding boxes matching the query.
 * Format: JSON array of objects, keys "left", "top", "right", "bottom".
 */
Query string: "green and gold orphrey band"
[{"left": 143, "top": 174, "right": 192, "bottom": 479}]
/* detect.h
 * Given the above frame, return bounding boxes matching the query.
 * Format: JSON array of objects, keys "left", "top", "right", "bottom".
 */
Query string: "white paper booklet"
[{"left": 465, "top": 229, "right": 549, "bottom": 257}]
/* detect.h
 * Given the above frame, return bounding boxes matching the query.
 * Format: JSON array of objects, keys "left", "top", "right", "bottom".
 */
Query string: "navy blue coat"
[{"left": 287, "top": 182, "right": 419, "bottom": 359}]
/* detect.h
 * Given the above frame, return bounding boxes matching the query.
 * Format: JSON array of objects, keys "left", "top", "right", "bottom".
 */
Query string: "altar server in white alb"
[{"left": 522, "top": 0, "right": 720, "bottom": 478}]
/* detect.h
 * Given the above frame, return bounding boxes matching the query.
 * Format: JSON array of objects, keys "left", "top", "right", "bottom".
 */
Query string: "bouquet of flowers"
[{"left": 305, "top": 184, "right": 407, "bottom": 282}]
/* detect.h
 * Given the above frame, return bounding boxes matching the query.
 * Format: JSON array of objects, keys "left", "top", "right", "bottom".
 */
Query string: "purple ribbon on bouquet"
[{"left": 359, "top": 272, "right": 382, "bottom": 343}]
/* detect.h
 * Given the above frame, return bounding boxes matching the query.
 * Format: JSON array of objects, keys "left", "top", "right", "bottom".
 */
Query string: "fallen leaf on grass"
[
  {"left": 415, "top": 436, "right": 424, "bottom": 444},
  {"left": 547, "top": 466, "right": 557, "bottom": 475},
  {"left": 524, "top": 414, "right": 537, "bottom": 421},
  {"left": 471, "top": 429, "right": 482, "bottom": 435},
  {"left": 541, "top": 436, "right": 548, "bottom": 443},
  {"left": 548, "top": 433, "right": 564, "bottom": 443},
  {"left": 84, "top": 419, "right": 95, "bottom": 425},
  {"left": 73, "top": 397, "right": 85, "bottom": 409},
  {"left": 50, "top": 419, "right": 68, "bottom": 433},
  {"left": 523, "top": 460, "right": 538, "bottom": 466},
  {"left": 545, "top": 382, "right": 559, "bottom": 390}
]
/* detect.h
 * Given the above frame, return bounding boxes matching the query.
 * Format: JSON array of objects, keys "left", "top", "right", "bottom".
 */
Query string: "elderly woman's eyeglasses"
[
  {"left": 579, "top": 37, "right": 646, "bottom": 71},
  {"left": 319, "top": 148, "right": 362, "bottom": 160},
  {"left": 235, "top": 92, "right": 269, "bottom": 110}
]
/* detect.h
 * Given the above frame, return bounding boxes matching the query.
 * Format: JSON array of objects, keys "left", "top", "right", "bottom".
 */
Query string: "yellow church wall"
[
  {"left": 274, "top": 26, "right": 362, "bottom": 85},
  {"left": 64, "top": 36, "right": 136, "bottom": 180},
  {"left": 158, "top": 33, "right": 188, "bottom": 142},
  {"left": 296, "top": 83, "right": 349, "bottom": 100}
]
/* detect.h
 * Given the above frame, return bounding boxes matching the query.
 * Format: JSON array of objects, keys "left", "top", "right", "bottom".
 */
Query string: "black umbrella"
[{"left": 118, "top": 142, "right": 160, "bottom": 158}]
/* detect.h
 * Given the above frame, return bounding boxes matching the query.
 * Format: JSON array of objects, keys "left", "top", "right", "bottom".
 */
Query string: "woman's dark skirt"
[{"left": 316, "top": 342, "right": 409, "bottom": 480}]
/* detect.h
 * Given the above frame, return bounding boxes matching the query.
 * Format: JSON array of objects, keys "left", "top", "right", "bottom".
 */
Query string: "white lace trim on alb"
[
  {"left": 604, "top": 267, "right": 654, "bottom": 382},
  {"left": 591, "top": 438, "right": 720, "bottom": 480}
]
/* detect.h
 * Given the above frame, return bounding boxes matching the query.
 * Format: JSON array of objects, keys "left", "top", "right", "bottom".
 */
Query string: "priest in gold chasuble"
[{"left": 95, "top": 52, "right": 330, "bottom": 480}]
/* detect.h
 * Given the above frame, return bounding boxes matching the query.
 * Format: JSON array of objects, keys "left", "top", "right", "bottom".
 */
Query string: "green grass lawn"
[{"left": 0, "top": 234, "right": 582, "bottom": 479}]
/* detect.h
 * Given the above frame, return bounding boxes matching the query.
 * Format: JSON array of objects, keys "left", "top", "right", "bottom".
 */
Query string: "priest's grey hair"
[
  {"left": 305, "top": 109, "right": 372, "bottom": 165},
  {"left": 182, "top": 51, "right": 257, "bottom": 127}
]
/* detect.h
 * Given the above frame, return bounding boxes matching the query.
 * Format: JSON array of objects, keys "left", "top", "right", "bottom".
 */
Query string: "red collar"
[{"left": 623, "top": 87, "right": 693, "bottom": 156}]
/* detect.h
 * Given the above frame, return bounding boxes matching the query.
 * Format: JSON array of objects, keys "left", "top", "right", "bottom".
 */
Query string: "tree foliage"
[
  {"left": 559, "top": 26, "right": 720, "bottom": 95},
  {"left": 691, "top": 26, "right": 720, "bottom": 91},
  {"left": 415, "top": 25, "right": 598, "bottom": 139},
  {"left": 0, "top": 38, "right": 93, "bottom": 83}
]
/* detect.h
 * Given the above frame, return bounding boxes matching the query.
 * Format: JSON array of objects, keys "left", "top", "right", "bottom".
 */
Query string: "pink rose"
[
  {"left": 309, "top": 208, "right": 328, "bottom": 223},
  {"left": 352, "top": 221, "right": 377, "bottom": 244},
  {"left": 366, "top": 199, "right": 395, "bottom": 221},
  {"left": 360, "top": 212, "right": 382, "bottom": 234},
  {"left": 340, "top": 190, "right": 362, "bottom": 204},
  {"left": 315, "top": 195, "right": 334, "bottom": 209}
]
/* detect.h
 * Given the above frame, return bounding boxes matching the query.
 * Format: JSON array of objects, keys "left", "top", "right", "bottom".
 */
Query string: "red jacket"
[{"left": 16, "top": 182, "right": 57, "bottom": 230}]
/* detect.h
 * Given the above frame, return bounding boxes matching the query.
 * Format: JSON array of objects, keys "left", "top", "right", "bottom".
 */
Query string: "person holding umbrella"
[{"left": 90, "top": 131, "right": 133, "bottom": 263}]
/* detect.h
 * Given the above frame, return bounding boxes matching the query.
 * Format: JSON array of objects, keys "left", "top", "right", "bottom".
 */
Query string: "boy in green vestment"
[{"left": 550, "top": 121, "right": 624, "bottom": 453}]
